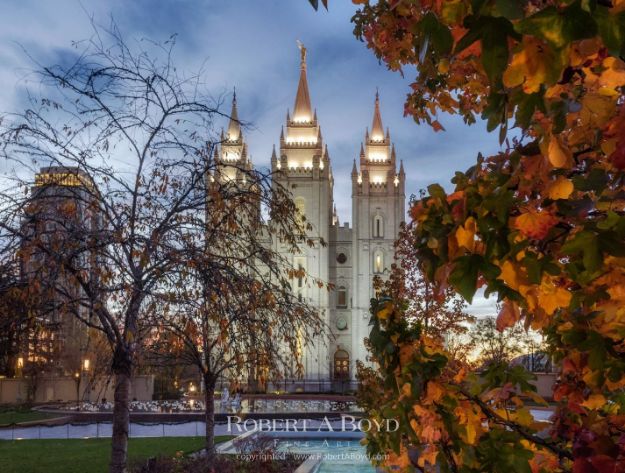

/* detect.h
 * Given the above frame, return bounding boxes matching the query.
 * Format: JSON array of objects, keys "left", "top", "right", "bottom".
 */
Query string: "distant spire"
[
  {"left": 371, "top": 89, "right": 384, "bottom": 141},
  {"left": 293, "top": 42, "right": 313, "bottom": 122},
  {"left": 399, "top": 159, "right": 405, "bottom": 174},
  {"left": 271, "top": 144, "right": 277, "bottom": 160},
  {"left": 351, "top": 159, "right": 358, "bottom": 175},
  {"left": 227, "top": 89, "right": 241, "bottom": 141},
  {"left": 359, "top": 143, "right": 365, "bottom": 157}
]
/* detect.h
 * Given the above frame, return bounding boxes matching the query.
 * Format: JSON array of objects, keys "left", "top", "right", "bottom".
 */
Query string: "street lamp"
[{"left": 74, "top": 371, "right": 81, "bottom": 410}]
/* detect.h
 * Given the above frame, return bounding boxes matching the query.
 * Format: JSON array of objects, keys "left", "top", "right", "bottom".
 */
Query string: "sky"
[{"left": 0, "top": 0, "right": 500, "bottom": 316}]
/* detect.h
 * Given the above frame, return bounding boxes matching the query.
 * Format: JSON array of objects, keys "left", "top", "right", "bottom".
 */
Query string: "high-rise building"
[{"left": 20, "top": 166, "right": 100, "bottom": 375}]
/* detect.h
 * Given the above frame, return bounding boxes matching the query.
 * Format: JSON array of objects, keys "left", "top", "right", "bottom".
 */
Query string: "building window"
[
  {"left": 295, "top": 197, "right": 306, "bottom": 224},
  {"left": 373, "top": 214, "right": 384, "bottom": 238},
  {"left": 374, "top": 250, "right": 384, "bottom": 274},
  {"left": 337, "top": 286, "right": 347, "bottom": 308},
  {"left": 334, "top": 349, "right": 349, "bottom": 379},
  {"left": 297, "top": 264, "right": 304, "bottom": 288}
]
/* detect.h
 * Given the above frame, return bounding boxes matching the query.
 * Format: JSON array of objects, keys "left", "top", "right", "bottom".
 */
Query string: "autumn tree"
[
  {"left": 314, "top": 0, "right": 625, "bottom": 471},
  {"left": 0, "top": 22, "right": 246, "bottom": 473},
  {"left": 469, "top": 316, "right": 527, "bottom": 368},
  {"left": 145, "top": 163, "right": 324, "bottom": 457},
  {"left": 396, "top": 215, "right": 474, "bottom": 338}
]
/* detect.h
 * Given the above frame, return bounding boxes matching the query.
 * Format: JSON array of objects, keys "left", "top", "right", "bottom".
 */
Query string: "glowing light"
[
  {"left": 320, "top": 160, "right": 324, "bottom": 170},
  {"left": 276, "top": 161, "right": 281, "bottom": 170},
  {"left": 17, "top": 357, "right": 23, "bottom": 369},
  {"left": 189, "top": 383, "right": 196, "bottom": 393},
  {"left": 293, "top": 116, "right": 311, "bottom": 123},
  {"left": 368, "top": 153, "right": 387, "bottom": 162},
  {"left": 223, "top": 151, "right": 239, "bottom": 161},
  {"left": 371, "top": 134, "right": 384, "bottom": 142},
  {"left": 286, "top": 137, "right": 318, "bottom": 145},
  {"left": 304, "top": 162, "right": 313, "bottom": 169},
  {"left": 357, "top": 174, "right": 362, "bottom": 184},
  {"left": 83, "top": 359, "right": 90, "bottom": 371},
  {"left": 394, "top": 175, "right": 399, "bottom": 187}
]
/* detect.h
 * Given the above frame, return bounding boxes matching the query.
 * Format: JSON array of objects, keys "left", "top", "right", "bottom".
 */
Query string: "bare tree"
[{"left": 0, "top": 21, "right": 237, "bottom": 472}]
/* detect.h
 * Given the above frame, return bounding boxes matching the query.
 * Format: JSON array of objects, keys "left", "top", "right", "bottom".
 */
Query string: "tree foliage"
[
  {"left": 346, "top": 0, "right": 625, "bottom": 471},
  {"left": 0, "top": 21, "right": 322, "bottom": 472}
]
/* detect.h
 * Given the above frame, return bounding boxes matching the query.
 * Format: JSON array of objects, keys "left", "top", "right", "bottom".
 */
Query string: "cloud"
[{"left": 0, "top": 0, "right": 506, "bottom": 220}]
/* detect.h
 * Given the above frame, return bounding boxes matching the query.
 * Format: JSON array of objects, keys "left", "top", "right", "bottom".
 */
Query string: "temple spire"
[
  {"left": 371, "top": 89, "right": 384, "bottom": 141},
  {"left": 293, "top": 41, "right": 312, "bottom": 122},
  {"left": 227, "top": 89, "right": 241, "bottom": 141}
]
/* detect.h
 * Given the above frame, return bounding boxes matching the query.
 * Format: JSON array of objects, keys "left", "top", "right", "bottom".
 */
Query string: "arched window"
[
  {"left": 337, "top": 286, "right": 347, "bottom": 308},
  {"left": 373, "top": 214, "right": 384, "bottom": 238},
  {"left": 295, "top": 197, "right": 306, "bottom": 224},
  {"left": 334, "top": 349, "right": 350, "bottom": 379},
  {"left": 373, "top": 250, "right": 384, "bottom": 274}
]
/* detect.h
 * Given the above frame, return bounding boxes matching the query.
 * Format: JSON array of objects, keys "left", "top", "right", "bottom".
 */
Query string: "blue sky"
[{"left": 0, "top": 0, "right": 500, "bottom": 316}]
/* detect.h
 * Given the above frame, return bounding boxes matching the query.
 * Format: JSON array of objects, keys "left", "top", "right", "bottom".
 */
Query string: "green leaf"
[
  {"left": 516, "top": 1, "right": 597, "bottom": 50},
  {"left": 449, "top": 255, "right": 481, "bottom": 303},
  {"left": 572, "top": 168, "right": 608, "bottom": 192},
  {"left": 493, "top": 0, "right": 526, "bottom": 20},
  {"left": 595, "top": 7, "right": 625, "bottom": 57},
  {"left": 481, "top": 23, "right": 509, "bottom": 83},
  {"left": 418, "top": 12, "right": 454, "bottom": 56},
  {"left": 561, "top": 231, "right": 601, "bottom": 273},
  {"left": 427, "top": 183, "right": 447, "bottom": 200}
]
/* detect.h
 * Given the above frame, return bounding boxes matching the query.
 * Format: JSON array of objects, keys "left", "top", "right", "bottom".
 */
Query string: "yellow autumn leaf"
[
  {"left": 401, "top": 382, "right": 412, "bottom": 398},
  {"left": 599, "top": 57, "right": 625, "bottom": 88},
  {"left": 417, "top": 445, "right": 439, "bottom": 468},
  {"left": 537, "top": 278, "right": 572, "bottom": 315},
  {"left": 547, "top": 176, "right": 574, "bottom": 200},
  {"left": 498, "top": 260, "right": 522, "bottom": 291},
  {"left": 548, "top": 136, "right": 572, "bottom": 168},
  {"left": 513, "top": 407, "right": 535, "bottom": 427},
  {"left": 503, "top": 37, "right": 556, "bottom": 93},
  {"left": 455, "top": 216, "right": 477, "bottom": 251},
  {"left": 377, "top": 302, "right": 393, "bottom": 321},
  {"left": 582, "top": 393, "right": 606, "bottom": 410},
  {"left": 579, "top": 92, "right": 616, "bottom": 129}
]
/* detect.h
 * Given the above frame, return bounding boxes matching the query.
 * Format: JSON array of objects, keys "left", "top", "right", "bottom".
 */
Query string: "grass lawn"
[
  {"left": 0, "top": 409, "right": 57, "bottom": 426},
  {"left": 0, "top": 436, "right": 232, "bottom": 473}
]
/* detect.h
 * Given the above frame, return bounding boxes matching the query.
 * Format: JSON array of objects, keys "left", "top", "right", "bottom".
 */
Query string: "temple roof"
[
  {"left": 293, "top": 43, "right": 312, "bottom": 122},
  {"left": 370, "top": 90, "right": 384, "bottom": 141},
  {"left": 227, "top": 90, "right": 241, "bottom": 141}
]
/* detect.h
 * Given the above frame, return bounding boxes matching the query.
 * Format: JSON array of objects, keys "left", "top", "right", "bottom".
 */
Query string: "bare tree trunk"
[
  {"left": 110, "top": 346, "right": 132, "bottom": 473},
  {"left": 204, "top": 373, "right": 216, "bottom": 460}
]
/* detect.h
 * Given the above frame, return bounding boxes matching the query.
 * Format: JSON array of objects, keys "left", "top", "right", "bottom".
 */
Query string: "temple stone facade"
[{"left": 217, "top": 46, "right": 406, "bottom": 390}]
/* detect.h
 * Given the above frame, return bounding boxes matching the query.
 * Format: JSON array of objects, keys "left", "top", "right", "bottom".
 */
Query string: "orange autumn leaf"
[
  {"left": 548, "top": 136, "right": 572, "bottom": 168},
  {"left": 547, "top": 176, "right": 574, "bottom": 200},
  {"left": 496, "top": 300, "right": 521, "bottom": 331},
  {"left": 424, "top": 381, "right": 445, "bottom": 404},
  {"left": 514, "top": 209, "right": 558, "bottom": 240}
]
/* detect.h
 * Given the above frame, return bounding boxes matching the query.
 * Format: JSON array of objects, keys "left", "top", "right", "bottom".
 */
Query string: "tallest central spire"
[{"left": 293, "top": 41, "right": 312, "bottom": 123}]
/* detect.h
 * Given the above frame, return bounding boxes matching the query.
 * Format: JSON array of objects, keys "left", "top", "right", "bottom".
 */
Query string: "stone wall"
[{"left": 0, "top": 375, "right": 154, "bottom": 404}]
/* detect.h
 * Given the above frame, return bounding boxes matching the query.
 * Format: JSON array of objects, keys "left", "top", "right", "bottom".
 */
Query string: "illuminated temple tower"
[
  {"left": 270, "top": 44, "right": 333, "bottom": 388},
  {"left": 351, "top": 92, "right": 406, "bottom": 369}
]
